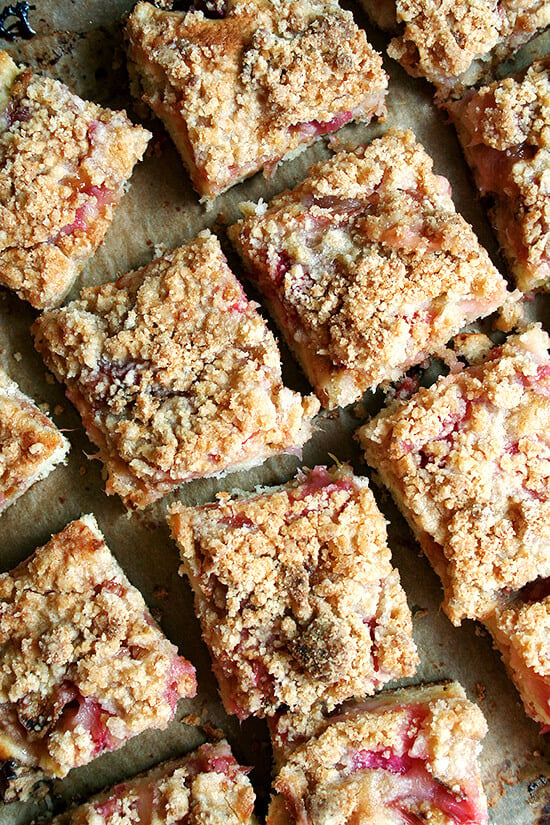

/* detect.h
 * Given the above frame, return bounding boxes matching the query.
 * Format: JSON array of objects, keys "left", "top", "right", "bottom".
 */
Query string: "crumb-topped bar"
[
  {"left": 0, "top": 515, "right": 196, "bottom": 801},
  {"left": 360, "top": 0, "right": 550, "bottom": 99},
  {"left": 0, "top": 50, "right": 150, "bottom": 309},
  {"left": 228, "top": 129, "right": 510, "bottom": 409},
  {"left": 483, "top": 578, "right": 550, "bottom": 730},
  {"left": 359, "top": 325, "right": 550, "bottom": 625},
  {"left": 267, "top": 681, "right": 488, "bottom": 825},
  {"left": 50, "top": 740, "right": 257, "bottom": 825},
  {"left": 168, "top": 465, "right": 418, "bottom": 720},
  {"left": 0, "top": 367, "right": 69, "bottom": 514},
  {"left": 32, "top": 231, "right": 319, "bottom": 510},
  {"left": 448, "top": 59, "right": 550, "bottom": 294},
  {"left": 125, "top": 0, "right": 387, "bottom": 200}
]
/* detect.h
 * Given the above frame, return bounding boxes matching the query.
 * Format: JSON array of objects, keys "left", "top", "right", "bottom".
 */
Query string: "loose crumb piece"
[
  {"left": 125, "top": 0, "right": 387, "bottom": 200},
  {"left": 0, "top": 50, "right": 150, "bottom": 309},
  {"left": 0, "top": 515, "right": 196, "bottom": 801},
  {"left": 32, "top": 231, "right": 319, "bottom": 510},
  {"left": 229, "top": 128, "right": 510, "bottom": 409},
  {"left": 359, "top": 325, "right": 550, "bottom": 625},
  {"left": 0, "top": 366, "right": 69, "bottom": 514},
  {"left": 168, "top": 464, "right": 418, "bottom": 720},
  {"left": 267, "top": 681, "right": 488, "bottom": 825},
  {"left": 50, "top": 741, "right": 257, "bottom": 825}
]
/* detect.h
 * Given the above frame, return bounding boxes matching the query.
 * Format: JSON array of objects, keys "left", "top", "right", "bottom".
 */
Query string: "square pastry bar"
[
  {"left": 49, "top": 740, "right": 257, "bottom": 825},
  {"left": 483, "top": 577, "right": 550, "bottom": 729},
  {"left": 0, "top": 516, "right": 196, "bottom": 802},
  {"left": 267, "top": 681, "right": 488, "bottom": 825},
  {"left": 32, "top": 231, "right": 319, "bottom": 510},
  {"left": 359, "top": 0, "right": 550, "bottom": 100},
  {"left": 0, "top": 366, "right": 69, "bottom": 514},
  {"left": 168, "top": 465, "right": 418, "bottom": 720},
  {"left": 447, "top": 58, "right": 550, "bottom": 294},
  {"left": 125, "top": 0, "right": 387, "bottom": 200},
  {"left": 0, "top": 50, "right": 150, "bottom": 309},
  {"left": 358, "top": 325, "right": 550, "bottom": 626},
  {"left": 229, "top": 128, "right": 510, "bottom": 409}
]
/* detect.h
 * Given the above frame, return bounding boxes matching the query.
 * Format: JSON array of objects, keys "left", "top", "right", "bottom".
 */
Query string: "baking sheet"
[{"left": 0, "top": 1, "right": 549, "bottom": 822}]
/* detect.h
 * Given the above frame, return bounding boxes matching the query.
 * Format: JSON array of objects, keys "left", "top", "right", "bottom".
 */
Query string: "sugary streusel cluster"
[
  {"left": 169, "top": 465, "right": 418, "bottom": 719},
  {"left": 267, "top": 682, "right": 488, "bottom": 825},
  {"left": 229, "top": 129, "right": 510, "bottom": 408},
  {"left": 361, "top": 0, "right": 550, "bottom": 98},
  {"left": 0, "top": 367, "right": 69, "bottom": 513},
  {"left": 0, "top": 516, "right": 196, "bottom": 785},
  {"left": 448, "top": 58, "right": 550, "bottom": 293},
  {"left": 0, "top": 50, "right": 150, "bottom": 308},
  {"left": 51, "top": 741, "right": 257, "bottom": 825},
  {"left": 126, "top": 0, "right": 387, "bottom": 198},
  {"left": 32, "top": 231, "right": 319, "bottom": 509}
]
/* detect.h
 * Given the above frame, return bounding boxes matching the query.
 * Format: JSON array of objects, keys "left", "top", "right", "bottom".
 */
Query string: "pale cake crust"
[
  {"left": 359, "top": 325, "right": 550, "bottom": 625},
  {"left": 268, "top": 681, "right": 488, "bottom": 825},
  {"left": 228, "top": 129, "right": 510, "bottom": 409},
  {"left": 0, "top": 516, "right": 196, "bottom": 801},
  {"left": 168, "top": 465, "right": 418, "bottom": 720},
  {"left": 125, "top": 0, "right": 387, "bottom": 199},
  {"left": 51, "top": 741, "right": 257, "bottom": 825},
  {"left": 0, "top": 367, "right": 69, "bottom": 514},
  {"left": 32, "top": 231, "right": 319, "bottom": 510},
  {"left": 0, "top": 50, "right": 150, "bottom": 309},
  {"left": 448, "top": 59, "right": 550, "bottom": 293},
  {"left": 361, "top": 0, "right": 550, "bottom": 99}
]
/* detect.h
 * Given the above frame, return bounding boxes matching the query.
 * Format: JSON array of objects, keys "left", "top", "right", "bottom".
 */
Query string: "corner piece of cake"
[
  {"left": 32, "top": 231, "right": 319, "bottom": 510},
  {"left": 49, "top": 740, "right": 257, "bottom": 825},
  {"left": 447, "top": 58, "right": 550, "bottom": 294},
  {"left": 483, "top": 577, "right": 550, "bottom": 730},
  {"left": 0, "top": 49, "right": 150, "bottom": 309},
  {"left": 228, "top": 128, "right": 510, "bottom": 409},
  {"left": 0, "top": 367, "right": 69, "bottom": 514},
  {"left": 125, "top": 0, "right": 387, "bottom": 201},
  {"left": 0, "top": 515, "right": 196, "bottom": 802},
  {"left": 168, "top": 464, "right": 418, "bottom": 720},
  {"left": 358, "top": 324, "right": 550, "bottom": 626},
  {"left": 267, "top": 681, "right": 488, "bottom": 825},
  {"left": 360, "top": 0, "right": 550, "bottom": 100}
]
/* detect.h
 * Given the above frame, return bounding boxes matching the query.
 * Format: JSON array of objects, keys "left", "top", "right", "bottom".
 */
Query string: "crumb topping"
[
  {"left": 0, "top": 367, "right": 68, "bottom": 512},
  {"left": 125, "top": 0, "right": 387, "bottom": 197},
  {"left": 448, "top": 59, "right": 550, "bottom": 293},
  {"left": 0, "top": 516, "right": 196, "bottom": 779},
  {"left": 169, "top": 465, "right": 418, "bottom": 719},
  {"left": 269, "top": 681, "right": 487, "bottom": 825},
  {"left": 32, "top": 231, "right": 318, "bottom": 509},
  {"left": 375, "top": 0, "right": 550, "bottom": 98},
  {"left": 359, "top": 326, "right": 550, "bottom": 623},
  {"left": 229, "top": 129, "right": 509, "bottom": 408},
  {"left": 52, "top": 741, "right": 256, "bottom": 825},
  {"left": 0, "top": 50, "right": 150, "bottom": 308}
]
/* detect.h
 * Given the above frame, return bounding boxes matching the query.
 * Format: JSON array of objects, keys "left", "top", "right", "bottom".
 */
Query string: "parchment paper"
[{"left": 0, "top": 2, "right": 549, "bottom": 823}]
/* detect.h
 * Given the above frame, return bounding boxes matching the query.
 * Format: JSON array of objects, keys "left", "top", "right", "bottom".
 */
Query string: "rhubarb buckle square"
[
  {"left": 359, "top": 325, "right": 550, "bottom": 625},
  {"left": 0, "top": 367, "right": 69, "bottom": 514},
  {"left": 228, "top": 128, "right": 510, "bottom": 409},
  {"left": 0, "top": 515, "right": 196, "bottom": 801},
  {"left": 168, "top": 465, "right": 418, "bottom": 720},
  {"left": 360, "top": 0, "right": 550, "bottom": 100},
  {"left": 32, "top": 231, "right": 319, "bottom": 510},
  {"left": 125, "top": 0, "right": 387, "bottom": 200},
  {"left": 267, "top": 681, "right": 488, "bottom": 825},
  {"left": 447, "top": 58, "right": 550, "bottom": 294},
  {"left": 0, "top": 50, "right": 150, "bottom": 309},
  {"left": 50, "top": 741, "right": 257, "bottom": 825}
]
